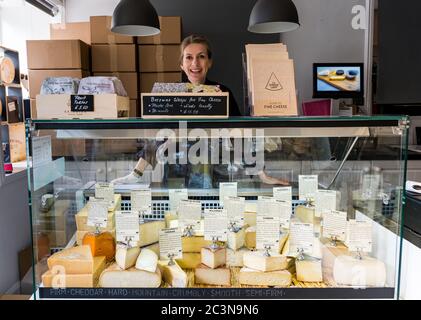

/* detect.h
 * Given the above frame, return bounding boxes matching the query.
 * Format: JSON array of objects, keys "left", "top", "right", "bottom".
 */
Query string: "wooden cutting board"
[{"left": 318, "top": 74, "right": 360, "bottom": 92}]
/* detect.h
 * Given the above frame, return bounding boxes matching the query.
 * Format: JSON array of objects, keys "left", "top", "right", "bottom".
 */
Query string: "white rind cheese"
[
  {"left": 201, "top": 247, "right": 226, "bottom": 269},
  {"left": 135, "top": 248, "right": 158, "bottom": 272},
  {"left": 99, "top": 263, "right": 161, "bottom": 288},
  {"left": 243, "top": 251, "right": 288, "bottom": 272},
  {"left": 115, "top": 246, "right": 141, "bottom": 270},
  {"left": 227, "top": 228, "right": 245, "bottom": 251},
  {"left": 157, "top": 260, "right": 188, "bottom": 288}
]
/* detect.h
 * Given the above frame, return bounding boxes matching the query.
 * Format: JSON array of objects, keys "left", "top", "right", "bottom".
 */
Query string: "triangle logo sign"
[{"left": 265, "top": 72, "right": 283, "bottom": 91}]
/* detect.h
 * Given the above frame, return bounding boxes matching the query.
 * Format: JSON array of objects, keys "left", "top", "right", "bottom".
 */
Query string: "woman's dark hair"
[{"left": 180, "top": 35, "right": 212, "bottom": 63}]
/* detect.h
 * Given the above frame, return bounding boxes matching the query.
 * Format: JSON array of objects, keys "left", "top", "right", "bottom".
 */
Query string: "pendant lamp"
[
  {"left": 248, "top": 0, "right": 300, "bottom": 33},
  {"left": 112, "top": 0, "right": 160, "bottom": 36}
]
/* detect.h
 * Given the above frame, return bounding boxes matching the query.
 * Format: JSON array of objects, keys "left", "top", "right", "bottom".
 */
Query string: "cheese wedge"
[
  {"left": 176, "top": 253, "right": 201, "bottom": 269},
  {"left": 239, "top": 268, "right": 292, "bottom": 287},
  {"left": 296, "top": 259, "right": 323, "bottom": 282},
  {"left": 47, "top": 245, "right": 93, "bottom": 274},
  {"left": 164, "top": 211, "right": 178, "bottom": 228},
  {"left": 157, "top": 260, "right": 188, "bottom": 288},
  {"left": 295, "top": 205, "right": 315, "bottom": 224},
  {"left": 201, "top": 247, "right": 226, "bottom": 269},
  {"left": 244, "top": 211, "right": 256, "bottom": 227},
  {"left": 99, "top": 263, "right": 161, "bottom": 288},
  {"left": 321, "top": 240, "right": 353, "bottom": 286},
  {"left": 227, "top": 228, "right": 245, "bottom": 251},
  {"left": 142, "top": 242, "right": 160, "bottom": 256},
  {"left": 135, "top": 248, "right": 158, "bottom": 272},
  {"left": 243, "top": 251, "right": 288, "bottom": 272},
  {"left": 42, "top": 256, "right": 106, "bottom": 288},
  {"left": 115, "top": 246, "right": 141, "bottom": 270},
  {"left": 138, "top": 220, "right": 166, "bottom": 247},
  {"left": 245, "top": 227, "right": 256, "bottom": 249},
  {"left": 227, "top": 248, "right": 248, "bottom": 267},
  {"left": 76, "top": 229, "right": 115, "bottom": 246},
  {"left": 194, "top": 264, "right": 231, "bottom": 286},
  {"left": 182, "top": 236, "right": 212, "bottom": 253}
]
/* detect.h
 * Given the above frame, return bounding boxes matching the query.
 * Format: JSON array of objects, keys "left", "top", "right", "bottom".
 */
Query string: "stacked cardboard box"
[
  {"left": 138, "top": 16, "right": 182, "bottom": 97},
  {"left": 90, "top": 16, "right": 138, "bottom": 117}
]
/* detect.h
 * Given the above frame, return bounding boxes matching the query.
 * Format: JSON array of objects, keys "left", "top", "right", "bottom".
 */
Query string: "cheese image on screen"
[
  {"left": 42, "top": 256, "right": 106, "bottom": 288},
  {"left": 194, "top": 264, "right": 231, "bottom": 286},
  {"left": 296, "top": 259, "right": 323, "bottom": 282},
  {"left": 135, "top": 248, "right": 158, "bottom": 272},
  {"left": 115, "top": 246, "right": 141, "bottom": 270},
  {"left": 157, "top": 260, "right": 188, "bottom": 288},
  {"left": 201, "top": 247, "right": 226, "bottom": 269},
  {"left": 227, "top": 228, "right": 245, "bottom": 251},
  {"left": 243, "top": 251, "right": 288, "bottom": 272},
  {"left": 182, "top": 236, "right": 212, "bottom": 253},
  {"left": 176, "top": 252, "right": 201, "bottom": 269},
  {"left": 99, "top": 263, "right": 161, "bottom": 288},
  {"left": 47, "top": 245, "right": 94, "bottom": 274},
  {"left": 333, "top": 255, "right": 386, "bottom": 287},
  {"left": 239, "top": 268, "right": 292, "bottom": 287}
]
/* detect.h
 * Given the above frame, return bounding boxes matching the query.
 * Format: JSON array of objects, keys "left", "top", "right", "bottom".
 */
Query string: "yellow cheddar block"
[
  {"left": 47, "top": 245, "right": 94, "bottom": 274},
  {"left": 182, "top": 236, "right": 212, "bottom": 253},
  {"left": 76, "top": 229, "right": 115, "bottom": 246}
]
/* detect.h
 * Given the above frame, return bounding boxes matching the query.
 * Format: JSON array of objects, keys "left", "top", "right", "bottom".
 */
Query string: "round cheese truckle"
[{"left": 333, "top": 255, "right": 386, "bottom": 287}]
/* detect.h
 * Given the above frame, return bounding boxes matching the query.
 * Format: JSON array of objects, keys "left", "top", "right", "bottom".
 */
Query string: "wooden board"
[{"left": 317, "top": 74, "right": 360, "bottom": 92}]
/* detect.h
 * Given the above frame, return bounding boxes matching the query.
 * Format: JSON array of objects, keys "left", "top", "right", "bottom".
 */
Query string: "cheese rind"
[
  {"left": 194, "top": 264, "right": 231, "bottom": 286},
  {"left": 99, "top": 263, "right": 161, "bottom": 288},
  {"left": 201, "top": 247, "right": 226, "bottom": 269},
  {"left": 176, "top": 253, "right": 201, "bottom": 269},
  {"left": 115, "top": 246, "right": 141, "bottom": 270},
  {"left": 245, "top": 227, "right": 256, "bottom": 249},
  {"left": 296, "top": 259, "right": 323, "bottom": 282},
  {"left": 157, "top": 260, "right": 188, "bottom": 288},
  {"left": 227, "top": 228, "right": 245, "bottom": 251},
  {"left": 243, "top": 251, "right": 288, "bottom": 272},
  {"left": 47, "top": 245, "right": 93, "bottom": 274},
  {"left": 226, "top": 248, "right": 248, "bottom": 267},
  {"left": 135, "top": 248, "right": 158, "bottom": 272},
  {"left": 182, "top": 236, "right": 212, "bottom": 253},
  {"left": 239, "top": 268, "right": 291, "bottom": 287},
  {"left": 138, "top": 220, "right": 166, "bottom": 247}
]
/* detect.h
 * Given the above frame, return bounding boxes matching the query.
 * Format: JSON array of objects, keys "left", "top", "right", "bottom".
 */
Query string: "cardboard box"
[
  {"left": 138, "top": 16, "right": 181, "bottom": 44},
  {"left": 8, "top": 122, "right": 26, "bottom": 162},
  {"left": 129, "top": 99, "right": 138, "bottom": 117},
  {"left": 92, "top": 44, "right": 136, "bottom": 72},
  {"left": 36, "top": 94, "right": 129, "bottom": 119},
  {"left": 27, "top": 40, "right": 90, "bottom": 70},
  {"left": 50, "top": 22, "right": 91, "bottom": 45},
  {"left": 28, "top": 69, "right": 90, "bottom": 98},
  {"left": 90, "top": 16, "right": 134, "bottom": 44},
  {"left": 139, "top": 72, "right": 182, "bottom": 93},
  {"left": 30, "top": 99, "right": 37, "bottom": 119},
  {"left": 93, "top": 72, "right": 138, "bottom": 99},
  {"left": 139, "top": 45, "right": 180, "bottom": 72}
]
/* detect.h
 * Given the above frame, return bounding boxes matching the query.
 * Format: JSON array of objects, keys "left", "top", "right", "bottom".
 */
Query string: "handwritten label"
[
  {"left": 87, "top": 198, "right": 109, "bottom": 228},
  {"left": 204, "top": 209, "right": 228, "bottom": 242},
  {"left": 159, "top": 228, "right": 183, "bottom": 260},
  {"left": 115, "top": 211, "right": 140, "bottom": 242},
  {"left": 346, "top": 220, "right": 373, "bottom": 253},
  {"left": 71, "top": 95, "right": 94, "bottom": 112},
  {"left": 142, "top": 95, "right": 228, "bottom": 117},
  {"left": 322, "top": 210, "right": 347, "bottom": 241},
  {"left": 256, "top": 216, "right": 280, "bottom": 253}
]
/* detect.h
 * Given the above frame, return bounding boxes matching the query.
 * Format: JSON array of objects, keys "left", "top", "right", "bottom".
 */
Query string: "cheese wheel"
[{"left": 0, "top": 57, "right": 15, "bottom": 84}]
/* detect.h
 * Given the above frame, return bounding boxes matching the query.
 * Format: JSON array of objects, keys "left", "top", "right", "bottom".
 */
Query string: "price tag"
[
  {"left": 32, "top": 136, "right": 52, "bottom": 168},
  {"left": 299, "top": 175, "right": 318, "bottom": 201},
  {"left": 178, "top": 199, "right": 202, "bottom": 233},
  {"left": 277, "top": 200, "right": 292, "bottom": 229},
  {"left": 346, "top": 220, "right": 373, "bottom": 253},
  {"left": 95, "top": 183, "right": 114, "bottom": 204},
  {"left": 159, "top": 228, "right": 183, "bottom": 260},
  {"left": 289, "top": 222, "right": 314, "bottom": 255},
  {"left": 131, "top": 189, "right": 152, "bottom": 216},
  {"left": 204, "top": 209, "right": 228, "bottom": 242},
  {"left": 87, "top": 198, "right": 109, "bottom": 228},
  {"left": 224, "top": 196, "right": 245, "bottom": 228},
  {"left": 322, "top": 210, "right": 347, "bottom": 241},
  {"left": 256, "top": 216, "right": 280, "bottom": 253},
  {"left": 219, "top": 182, "right": 237, "bottom": 206},
  {"left": 115, "top": 211, "right": 140, "bottom": 242},
  {"left": 315, "top": 190, "right": 339, "bottom": 218},
  {"left": 71, "top": 95, "right": 94, "bottom": 112},
  {"left": 273, "top": 187, "right": 292, "bottom": 202},
  {"left": 169, "top": 189, "right": 188, "bottom": 211}
]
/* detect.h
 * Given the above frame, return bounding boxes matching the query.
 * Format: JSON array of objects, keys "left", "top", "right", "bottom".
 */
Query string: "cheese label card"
[
  {"left": 95, "top": 182, "right": 114, "bottom": 204},
  {"left": 32, "top": 136, "right": 52, "bottom": 168},
  {"left": 362, "top": 175, "right": 381, "bottom": 198},
  {"left": 315, "top": 190, "right": 339, "bottom": 218},
  {"left": 289, "top": 222, "right": 314, "bottom": 255},
  {"left": 159, "top": 228, "right": 183, "bottom": 260},
  {"left": 224, "top": 196, "right": 245, "bottom": 227},
  {"left": 169, "top": 189, "right": 188, "bottom": 211},
  {"left": 115, "top": 211, "right": 140, "bottom": 242},
  {"left": 256, "top": 216, "right": 280, "bottom": 252},
  {"left": 87, "top": 198, "right": 109, "bottom": 228},
  {"left": 299, "top": 175, "right": 318, "bottom": 201},
  {"left": 346, "top": 220, "right": 373, "bottom": 253},
  {"left": 131, "top": 189, "right": 152, "bottom": 216},
  {"left": 322, "top": 210, "right": 347, "bottom": 241},
  {"left": 204, "top": 209, "right": 228, "bottom": 242},
  {"left": 178, "top": 199, "right": 202, "bottom": 233},
  {"left": 257, "top": 196, "right": 279, "bottom": 218},
  {"left": 277, "top": 200, "right": 292, "bottom": 229},
  {"left": 219, "top": 182, "right": 237, "bottom": 206},
  {"left": 273, "top": 186, "right": 292, "bottom": 202}
]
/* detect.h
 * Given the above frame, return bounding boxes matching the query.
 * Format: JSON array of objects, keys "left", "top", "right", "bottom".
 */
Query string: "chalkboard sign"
[
  {"left": 71, "top": 95, "right": 94, "bottom": 112},
  {"left": 141, "top": 93, "right": 229, "bottom": 119}
]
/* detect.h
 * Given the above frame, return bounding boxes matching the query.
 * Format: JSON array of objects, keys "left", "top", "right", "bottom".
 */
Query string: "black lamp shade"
[
  {"left": 112, "top": 0, "right": 160, "bottom": 36},
  {"left": 248, "top": 0, "right": 300, "bottom": 33}
]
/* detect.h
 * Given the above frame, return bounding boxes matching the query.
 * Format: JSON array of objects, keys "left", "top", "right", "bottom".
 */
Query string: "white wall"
[{"left": 65, "top": 0, "right": 119, "bottom": 22}]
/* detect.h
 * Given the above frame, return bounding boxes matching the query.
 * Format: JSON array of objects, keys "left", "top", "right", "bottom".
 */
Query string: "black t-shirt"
[{"left": 204, "top": 79, "right": 242, "bottom": 117}]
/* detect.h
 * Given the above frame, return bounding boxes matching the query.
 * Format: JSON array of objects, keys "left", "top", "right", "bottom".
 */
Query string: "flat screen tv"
[{"left": 313, "top": 63, "right": 364, "bottom": 100}]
